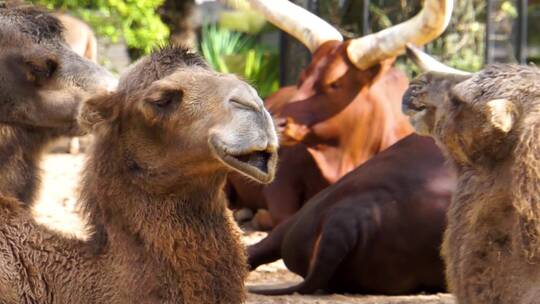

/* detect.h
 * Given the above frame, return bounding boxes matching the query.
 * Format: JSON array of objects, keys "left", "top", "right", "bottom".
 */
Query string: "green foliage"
[
  {"left": 218, "top": 9, "right": 268, "bottom": 34},
  {"left": 200, "top": 24, "right": 279, "bottom": 98},
  {"left": 30, "top": 0, "right": 169, "bottom": 55}
]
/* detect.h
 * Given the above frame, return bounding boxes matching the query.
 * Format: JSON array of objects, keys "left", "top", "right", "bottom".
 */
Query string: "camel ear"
[
  {"left": 78, "top": 92, "right": 119, "bottom": 132},
  {"left": 486, "top": 99, "right": 514, "bottom": 133}
]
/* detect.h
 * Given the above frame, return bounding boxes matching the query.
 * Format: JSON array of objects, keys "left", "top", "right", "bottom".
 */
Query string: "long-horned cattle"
[
  {"left": 243, "top": 10, "right": 462, "bottom": 295},
  {"left": 224, "top": 0, "right": 453, "bottom": 230},
  {"left": 403, "top": 61, "right": 540, "bottom": 304},
  {"left": 0, "top": 45, "right": 278, "bottom": 303},
  {"left": 0, "top": 3, "right": 117, "bottom": 205}
]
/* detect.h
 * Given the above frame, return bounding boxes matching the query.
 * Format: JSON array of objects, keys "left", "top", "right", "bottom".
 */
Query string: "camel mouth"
[
  {"left": 404, "top": 102, "right": 427, "bottom": 114},
  {"left": 231, "top": 151, "right": 272, "bottom": 173},
  {"left": 210, "top": 141, "right": 277, "bottom": 184},
  {"left": 222, "top": 150, "right": 277, "bottom": 184},
  {"left": 402, "top": 94, "right": 427, "bottom": 116}
]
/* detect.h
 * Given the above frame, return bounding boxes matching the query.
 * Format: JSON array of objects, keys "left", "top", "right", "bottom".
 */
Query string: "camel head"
[
  {"left": 0, "top": 4, "right": 117, "bottom": 134},
  {"left": 405, "top": 46, "right": 540, "bottom": 260},
  {"left": 402, "top": 64, "right": 540, "bottom": 167},
  {"left": 79, "top": 46, "right": 278, "bottom": 191}
]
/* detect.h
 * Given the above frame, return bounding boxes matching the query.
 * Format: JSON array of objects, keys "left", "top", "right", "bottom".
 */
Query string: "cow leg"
[
  {"left": 250, "top": 201, "right": 376, "bottom": 295},
  {"left": 247, "top": 213, "right": 298, "bottom": 270}
]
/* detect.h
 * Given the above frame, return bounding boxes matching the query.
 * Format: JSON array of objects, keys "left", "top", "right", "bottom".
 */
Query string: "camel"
[
  {"left": 0, "top": 3, "right": 117, "bottom": 205},
  {"left": 53, "top": 12, "right": 100, "bottom": 154},
  {"left": 0, "top": 45, "right": 278, "bottom": 303},
  {"left": 403, "top": 64, "right": 540, "bottom": 304},
  {"left": 53, "top": 13, "right": 98, "bottom": 62}
]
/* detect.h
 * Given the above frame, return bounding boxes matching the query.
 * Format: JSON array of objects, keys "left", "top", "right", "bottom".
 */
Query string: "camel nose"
[{"left": 401, "top": 85, "right": 427, "bottom": 116}]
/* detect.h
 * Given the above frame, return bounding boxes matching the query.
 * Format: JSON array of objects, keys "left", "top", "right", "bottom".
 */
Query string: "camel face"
[
  {"left": 403, "top": 66, "right": 540, "bottom": 166},
  {"left": 0, "top": 7, "right": 117, "bottom": 134},
  {"left": 402, "top": 72, "right": 470, "bottom": 136},
  {"left": 138, "top": 67, "right": 279, "bottom": 184}
]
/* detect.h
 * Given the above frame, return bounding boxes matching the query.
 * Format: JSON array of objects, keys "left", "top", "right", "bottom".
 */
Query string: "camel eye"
[
  {"left": 450, "top": 96, "right": 463, "bottom": 109},
  {"left": 26, "top": 58, "right": 58, "bottom": 85},
  {"left": 152, "top": 90, "right": 183, "bottom": 110},
  {"left": 231, "top": 99, "right": 252, "bottom": 110}
]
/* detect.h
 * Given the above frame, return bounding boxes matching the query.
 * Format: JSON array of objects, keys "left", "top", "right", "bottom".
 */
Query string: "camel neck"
[
  {"left": 78, "top": 138, "right": 246, "bottom": 303},
  {"left": 80, "top": 136, "right": 230, "bottom": 252},
  {"left": 0, "top": 125, "right": 55, "bottom": 204}
]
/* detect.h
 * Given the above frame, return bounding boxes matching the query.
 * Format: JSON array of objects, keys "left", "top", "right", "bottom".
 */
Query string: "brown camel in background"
[
  {"left": 53, "top": 13, "right": 97, "bottom": 62},
  {"left": 0, "top": 3, "right": 116, "bottom": 205}
]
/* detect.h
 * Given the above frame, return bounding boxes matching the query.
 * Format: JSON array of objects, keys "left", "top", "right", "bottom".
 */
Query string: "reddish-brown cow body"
[
  {"left": 228, "top": 42, "right": 412, "bottom": 227},
  {"left": 248, "top": 134, "right": 455, "bottom": 295}
]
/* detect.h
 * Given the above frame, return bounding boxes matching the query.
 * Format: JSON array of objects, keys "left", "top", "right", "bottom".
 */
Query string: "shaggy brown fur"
[
  {"left": 0, "top": 45, "right": 278, "bottom": 303},
  {"left": 0, "top": 3, "right": 116, "bottom": 204},
  {"left": 403, "top": 65, "right": 540, "bottom": 304}
]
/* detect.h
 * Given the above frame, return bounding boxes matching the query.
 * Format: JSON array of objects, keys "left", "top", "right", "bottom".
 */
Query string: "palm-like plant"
[{"left": 200, "top": 24, "right": 279, "bottom": 98}]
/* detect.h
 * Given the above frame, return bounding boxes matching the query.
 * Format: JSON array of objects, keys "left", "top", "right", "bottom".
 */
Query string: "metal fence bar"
[
  {"left": 516, "top": 0, "right": 528, "bottom": 63},
  {"left": 362, "top": 0, "right": 370, "bottom": 35},
  {"left": 279, "top": 0, "right": 314, "bottom": 86},
  {"left": 485, "top": 0, "right": 493, "bottom": 64},
  {"left": 308, "top": 0, "right": 319, "bottom": 14}
]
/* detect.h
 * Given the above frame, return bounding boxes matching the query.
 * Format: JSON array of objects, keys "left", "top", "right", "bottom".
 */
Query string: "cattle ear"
[
  {"left": 78, "top": 92, "right": 120, "bottom": 132},
  {"left": 361, "top": 60, "right": 391, "bottom": 84},
  {"left": 485, "top": 99, "right": 514, "bottom": 133}
]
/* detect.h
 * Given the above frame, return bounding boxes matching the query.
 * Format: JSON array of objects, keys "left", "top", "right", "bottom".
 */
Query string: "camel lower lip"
[
  {"left": 211, "top": 142, "right": 275, "bottom": 184},
  {"left": 221, "top": 151, "right": 274, "bottom": 183}
]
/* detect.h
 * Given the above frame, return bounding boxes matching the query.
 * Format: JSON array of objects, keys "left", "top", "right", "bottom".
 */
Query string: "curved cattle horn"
[
  {"left": 406, "top": 43, "right": 470, "bottom": 75},
  {"left": 347, "top": 0, "right": 453, "bottom": 70},
  {"left": 223, "top": 0, "right": 343, "bottom": 53}
]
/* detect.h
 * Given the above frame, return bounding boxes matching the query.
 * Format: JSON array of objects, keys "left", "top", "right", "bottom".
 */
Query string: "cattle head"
[
  {"left": 234, "top": 0, "right": 452, "bottom": 141},
  {"left": 225, "top": 0, "right": 453, "bottom": 182},
  {"left": 0, "top": 3, "right": 117, "bottom": 134}
]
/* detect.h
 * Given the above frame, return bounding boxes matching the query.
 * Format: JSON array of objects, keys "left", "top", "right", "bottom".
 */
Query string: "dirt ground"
[{"left": 34, "top": 153, "right": 455, "bottom": 304}]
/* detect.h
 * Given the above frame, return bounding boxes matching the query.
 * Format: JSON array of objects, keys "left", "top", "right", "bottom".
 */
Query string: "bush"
[
  {"left": 200, "top": 24, "right": 279, "bottom": 98},
  {"left": 31, "top": 0, "right": 169, "bottom": 55}
]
